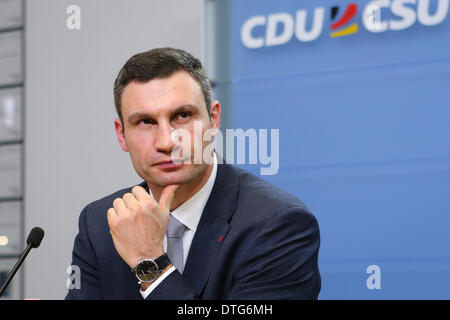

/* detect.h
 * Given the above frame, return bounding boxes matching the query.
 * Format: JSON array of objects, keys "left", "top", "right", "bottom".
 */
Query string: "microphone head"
[{"left": 26, "top": 227, "right": 45, "bottom": 248}]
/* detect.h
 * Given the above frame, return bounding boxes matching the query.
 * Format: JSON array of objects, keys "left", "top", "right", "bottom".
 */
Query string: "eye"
[
  {"left": 175, "top": 111, "right": 192, "bottom": 121},
  {"left": 137, "top": 118, "right": 156, "bottom": 126}
]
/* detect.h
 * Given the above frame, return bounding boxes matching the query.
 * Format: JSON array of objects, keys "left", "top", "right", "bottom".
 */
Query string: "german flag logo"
[{"left": 331, "top": 3, "right": 358, "bottom": 37}]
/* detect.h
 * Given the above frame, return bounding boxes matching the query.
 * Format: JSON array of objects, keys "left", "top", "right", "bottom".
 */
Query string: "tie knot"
[{"left": 167, "top": 215, "right": 186, "bottom": 238}]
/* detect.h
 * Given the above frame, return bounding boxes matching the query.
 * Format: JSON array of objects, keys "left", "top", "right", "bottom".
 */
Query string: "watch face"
[{"left": 135, "top": 260, "right": 159, "bottom": 282}]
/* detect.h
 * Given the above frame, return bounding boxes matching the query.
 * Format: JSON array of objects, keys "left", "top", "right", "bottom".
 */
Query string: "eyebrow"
[
  {"left": 127, "top": 104, "right": 199, "bottom": 123},
  {"left": 127, "top": 112, "right": 153, "bottom": 124}
]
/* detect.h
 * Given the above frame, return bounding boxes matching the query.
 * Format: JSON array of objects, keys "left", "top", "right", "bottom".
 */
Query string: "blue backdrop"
[{"left": 212, "top": 0, "right": 450, "bottom": 299}]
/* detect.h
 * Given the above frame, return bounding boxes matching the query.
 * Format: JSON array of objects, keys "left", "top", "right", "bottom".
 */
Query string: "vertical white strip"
[{"left": 204, "top": 0, "right": 216, "bottom": 82}]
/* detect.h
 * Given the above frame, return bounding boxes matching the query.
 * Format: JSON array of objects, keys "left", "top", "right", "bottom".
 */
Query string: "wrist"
[{"left": 130, "top": 248, "right": 164, "bottom": 269}]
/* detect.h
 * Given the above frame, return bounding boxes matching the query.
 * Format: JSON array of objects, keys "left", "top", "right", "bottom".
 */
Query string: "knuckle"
[
  {"left": 123, "top": 192, "right": 133, "bottom": 200},
  {"left": 131, "top": 186, "right": 142, "bottom": 194},
  {"left": 141, "top": 200, "right": 155, "bottom": 211},
  {"left": 129, "top": 202, "right": 141, "bottom": 213}
]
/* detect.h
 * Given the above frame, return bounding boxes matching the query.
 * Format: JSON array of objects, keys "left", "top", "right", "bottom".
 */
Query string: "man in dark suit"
[{"left": 66, "top": 48, "right": 321, "bottom": 300}]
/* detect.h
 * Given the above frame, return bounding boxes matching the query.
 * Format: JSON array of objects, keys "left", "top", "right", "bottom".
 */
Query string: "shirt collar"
[{"left": 148, "top": 153, "right": 218, "bottom": 233}]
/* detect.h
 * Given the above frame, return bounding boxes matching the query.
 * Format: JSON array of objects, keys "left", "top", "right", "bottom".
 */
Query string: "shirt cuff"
[{"left": 140, "top": 266, "right": 176, "bottom": 299}]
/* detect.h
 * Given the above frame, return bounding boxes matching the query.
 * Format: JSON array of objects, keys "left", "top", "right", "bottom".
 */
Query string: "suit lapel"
[{"left": 182, "top": 164, "right": 239, "bottom": 296}]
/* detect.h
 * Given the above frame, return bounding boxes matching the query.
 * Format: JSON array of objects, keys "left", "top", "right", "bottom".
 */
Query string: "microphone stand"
[{"left": 0, "top": 244, "right": 33, "bottom": 297}]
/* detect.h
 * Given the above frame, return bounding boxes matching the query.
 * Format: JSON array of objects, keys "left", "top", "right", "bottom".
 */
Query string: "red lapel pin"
[{"left": 217, "top": 235, "right": 223, "bottom": 243}]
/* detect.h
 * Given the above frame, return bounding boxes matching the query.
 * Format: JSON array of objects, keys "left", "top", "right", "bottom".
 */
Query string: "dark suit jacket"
[{"left": 66, "top": 164, "right": 321, "bottom": 299}]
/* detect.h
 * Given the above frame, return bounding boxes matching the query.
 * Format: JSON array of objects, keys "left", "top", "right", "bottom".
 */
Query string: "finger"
[
  {"left": 107, "top": 207, "right": 117, "bottom": 218},
  {"left": 158, "top": 184, "right": 179, "bottom": 212},
  {"left": 106, "top": 207, "right": 117, "bottom": 226},
  {"left": 112, "top": 197, "right": 127, "bottom": 215},
  {"left": 122, "top": 192, "right": 138, "bottom": 209},
  {"left": 132, "top": 185, "right": 154, "bottom": 204}
]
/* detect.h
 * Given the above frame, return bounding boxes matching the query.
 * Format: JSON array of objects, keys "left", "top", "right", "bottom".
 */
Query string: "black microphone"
[{"left": 0, "top": 227, "right": 44, "bottom": 297}]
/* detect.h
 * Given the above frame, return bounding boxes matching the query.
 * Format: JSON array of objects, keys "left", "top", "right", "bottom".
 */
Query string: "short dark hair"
[{"left": 113, "top": 47, "right": 212, "bottom": 124}]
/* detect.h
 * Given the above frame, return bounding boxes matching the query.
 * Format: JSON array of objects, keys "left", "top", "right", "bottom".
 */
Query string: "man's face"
[{"left": 114, "top": 70, "right": 220, "bottom": 192}]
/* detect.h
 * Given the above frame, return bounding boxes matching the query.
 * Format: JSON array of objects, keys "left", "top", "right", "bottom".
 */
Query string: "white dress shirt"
[{"left": 140, "top": 153, "right": 218, "bottom": 299}]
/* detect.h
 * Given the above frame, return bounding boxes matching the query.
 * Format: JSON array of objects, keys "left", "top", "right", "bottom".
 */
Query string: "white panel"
[
  {"left": 0, "top": 87, "right": 22, "bottom": 142},
  {"left": 0, "top": 201, "right": 21, "bottom": 255},
  {"left": 0, "top": 31, "right": 22, "bottom": 85},
  {"left": 0, "top": 144, "right": 21, "bottom": 198},
  {"left": 0, "top": 0, "right": 22, "bottom": 30}
]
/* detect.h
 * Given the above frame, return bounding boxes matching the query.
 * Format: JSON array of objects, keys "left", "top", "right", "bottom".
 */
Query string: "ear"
[
  {"left": 114, "top": 118, "right": 129, "bottom": 152},
  {"left": 209, "top": 100, "right": 221, "bottom": 132}
]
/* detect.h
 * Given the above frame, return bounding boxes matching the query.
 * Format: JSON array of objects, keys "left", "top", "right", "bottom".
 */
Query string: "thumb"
[{"left": 159, "top": 184, "right": 179, "bottom": 212}]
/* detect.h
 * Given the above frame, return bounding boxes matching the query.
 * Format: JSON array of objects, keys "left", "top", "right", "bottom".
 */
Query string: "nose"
[{"left": 154, "top": 122, "right": 177, "bottom": 153}]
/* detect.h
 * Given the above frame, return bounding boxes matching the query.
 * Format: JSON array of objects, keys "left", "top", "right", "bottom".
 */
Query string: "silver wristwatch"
[{"left": 131, "top": 253, "right": 171, "bottom": 284}]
